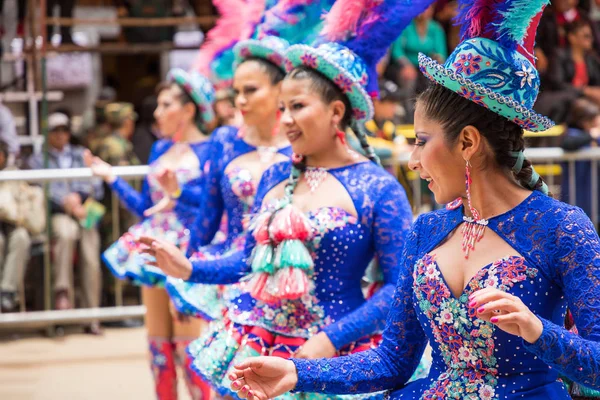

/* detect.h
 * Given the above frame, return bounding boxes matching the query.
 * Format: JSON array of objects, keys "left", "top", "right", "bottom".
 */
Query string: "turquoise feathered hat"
[{"left": 418, "top": 0, "right": 554, "bottom": 132}]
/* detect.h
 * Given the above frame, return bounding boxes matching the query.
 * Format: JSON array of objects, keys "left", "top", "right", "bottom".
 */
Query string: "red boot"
[
  {"left": 149, "top": 338, "right": 178, "bottom": 400},
  {"left": 174, "top": 338, "right": 212, "bottom": 400}
]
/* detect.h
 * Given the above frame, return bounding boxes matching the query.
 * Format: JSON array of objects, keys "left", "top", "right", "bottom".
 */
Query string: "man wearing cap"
[
  {"left": 96, "top": 102, "right": 140, "bottom": 167},
  {"left": 28, "top": 112, "right": 104, "bottom": 334}
]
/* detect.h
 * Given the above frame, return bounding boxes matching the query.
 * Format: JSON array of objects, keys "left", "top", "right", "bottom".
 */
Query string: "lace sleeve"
[
  {"left": 187, "top": 141, "right": 225, "bottom": 254},
  {"left": 187, "top": 161, "right": 287, "bottom": 284},
  {"left": 523, "top": 207, "right": 600, "bottom": 389},
  {"left": 293, "top": 216, "right": 428, "bottom": 394},
  {"left": 177, "top": 137, "right": 224, "bottom": 209},
  {"left": 109, "top": 140, "right": 169, "bottom": 218},
  {"left": 322, "top": 182, "right": 412, "bottom": 349}
]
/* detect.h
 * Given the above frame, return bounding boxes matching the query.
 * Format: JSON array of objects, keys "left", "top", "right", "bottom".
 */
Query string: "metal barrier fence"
[
  {"left": 0, "top": 166, "right": 149, "bottom": 332},
  {"left": 0, "top": 147, "right": 598, "bottom": 330}
]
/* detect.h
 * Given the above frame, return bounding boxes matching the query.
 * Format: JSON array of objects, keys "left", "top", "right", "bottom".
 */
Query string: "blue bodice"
[
  {"left": 187, "top": 126, "right": 292, "bottom": 255},
  {"left": 188, "top": 160, "right": 413, "bottom": 349},
  {"left": 293, "top": 191, "right": 600, "bottom": 399},
  {"left": 110, "top": 139, "right": 213, "bottom": 231}
]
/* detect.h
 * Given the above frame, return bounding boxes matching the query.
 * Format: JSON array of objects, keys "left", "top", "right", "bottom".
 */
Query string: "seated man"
[
  {"left": 28, "top": 112, "right": 104, "bottom": 334},
  {"left": 0, "top": 141, "right": 32, "bottom": 313}
]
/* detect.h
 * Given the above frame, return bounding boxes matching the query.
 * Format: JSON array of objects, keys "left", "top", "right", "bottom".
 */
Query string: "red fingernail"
[
  {"left": 468, "top": 300, "right": 477, "bottom": 307},
  {"left": 477, "top": 307, "right": 485, "bottom": 313},
  {"left": 491, "top": 317, "right": 498, "bottom": 323}
]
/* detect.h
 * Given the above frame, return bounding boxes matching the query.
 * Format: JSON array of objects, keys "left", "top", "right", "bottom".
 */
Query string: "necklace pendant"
[
  {"left": 461, "top": 216, "right": 488, "bottom": 259},
  {"left": 304, "top": 167, "right": 328, "bottom": 193},
  {"left": 257, "top": 146, "right": 277, "bottom": 164}
]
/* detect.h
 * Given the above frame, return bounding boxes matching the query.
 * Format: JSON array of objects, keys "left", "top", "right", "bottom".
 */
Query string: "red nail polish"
[
  {"left": 477, "top": 307, "right": 485, "bottom": 313},
  {"left": 468, "top": 300, "right": 477, "bottom": 307},
  {"left": 491, "top": 317, "right": 498, "bottom": 323}
]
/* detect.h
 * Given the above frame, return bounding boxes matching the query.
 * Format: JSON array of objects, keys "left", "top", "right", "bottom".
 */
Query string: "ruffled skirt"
[
  {"left": 102, "top": 212, "right": 189, "bottom": 287},
  {"left": 187, "top": 318, "right": 430, "bottom": 400},
  {"left": 166, "top": 236, "right": 245, "bottom": 320}
]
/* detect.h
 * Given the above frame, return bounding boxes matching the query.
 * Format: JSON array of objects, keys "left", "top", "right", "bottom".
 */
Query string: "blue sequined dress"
[
  {"left": 102, "top": 139, "right": 214, "bottom": 287},
  {"left": 166, "top": 126, "right": 292, "bottom": 320},
  {"left": 292, "top": 191, "right": 600, "bottom": 399},
  {"left": 184, "top": 160, "right": 418, "bottom": 399}
]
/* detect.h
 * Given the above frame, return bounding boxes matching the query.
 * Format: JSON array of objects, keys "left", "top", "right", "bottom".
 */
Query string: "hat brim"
[
  {"left": 418, "top": 53, "right": 554, "bottom": 133},
  {"left": 234, "top": 40, "right": 289, "bottom": 73},
  {"left": 286, "top": 44, "right": 373, "bottom": 124}
]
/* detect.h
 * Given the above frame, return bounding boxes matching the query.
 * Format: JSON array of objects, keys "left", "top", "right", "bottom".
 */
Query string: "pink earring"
[
  {"left": 335, "top": 125, "right": 346, "bottom": 145},
  {"left": 291, "top": 153, "right": 304, "bottom": 164},
  {"left": 464, "top": 160, "right": 480, "bottom": 221},
  {"left": 272, "top": 109, "right": 281, "bottom": 137},
  {"left": 461, "top": 159, "right": 487, "bottom": 258}
]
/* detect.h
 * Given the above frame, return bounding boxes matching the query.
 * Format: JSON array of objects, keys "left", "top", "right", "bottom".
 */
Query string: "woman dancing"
[
  {"left": 227, "top": 0, "right": 600, "bottom": 399},
  {"left": 85, "top": 69, "right": 216, "bottom": 400}
]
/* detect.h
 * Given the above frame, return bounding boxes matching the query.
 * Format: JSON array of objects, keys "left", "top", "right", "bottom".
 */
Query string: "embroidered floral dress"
[
  {"left": 102, "top": 139, "right": 214, "bottom": 287},
  {"left": 185, "top": 160, "right": 417, "bottom": 399},
  {"left": 166, "top": 126, "right": 292, "bottom": 320},
  {"left": 292, "top": 191, "right": 600, "bottom": 399}
]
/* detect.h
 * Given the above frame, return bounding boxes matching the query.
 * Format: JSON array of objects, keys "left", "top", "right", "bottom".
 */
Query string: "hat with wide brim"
[
  {"left": 167, "top": 68, "right": 216, "bottom": 126},
  {"left": 418, "top": 37, "right": 554, "bottom": 132},
  {"left": 233, "top": 36, "right": 291, "bottom": 73},
  {"left": 286, "top": 42, "right": 373, "bottom": 124}
]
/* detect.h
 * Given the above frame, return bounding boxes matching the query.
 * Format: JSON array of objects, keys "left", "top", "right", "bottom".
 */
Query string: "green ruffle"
[
  {"left": 250, "top": 244, "right": 276, "bottom": 274},
  {"left": 274, "top": 239, "right": 314, "bottom": 272}
]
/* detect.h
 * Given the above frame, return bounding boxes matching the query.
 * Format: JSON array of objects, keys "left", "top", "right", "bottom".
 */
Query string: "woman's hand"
[
  {"left": 295, "top": 332, "right": 336, "bottom": 359},
  {"left": 229, "top": 357, "right": 298, "bottom": 400},
  {"left": 137, "top": 236, "right": 193, "bottom": 280},
  {"left": 469, "top": 287, "right": 543, "bottom": 344},
  {"left": 143, "top": 196, "right": 175, "bottom": 217},
  {"left": 156, "top": 169, "right": 180, "bottom": 196},
  {"left": 83, "top": 150, "right": 115, "bottom": 183}
]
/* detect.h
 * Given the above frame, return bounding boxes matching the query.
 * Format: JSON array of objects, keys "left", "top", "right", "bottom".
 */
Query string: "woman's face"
[
  {"left": 214, "top": 99, "right": 236, "bottom": 123},
  {"left": 409, "top": 102, "right": 466, "bottom": 204},
  {"left": 279, "top": 78, "right": 342, "bottom": 156},
  {"left": 154, "top": 85, "right": 194, "bottom": 138},
  {"left": 568, "top": 25, "right": 594, "bottom": 51},
  {"left": 233, "top": 61, "right": 280, "bottom": 127}
]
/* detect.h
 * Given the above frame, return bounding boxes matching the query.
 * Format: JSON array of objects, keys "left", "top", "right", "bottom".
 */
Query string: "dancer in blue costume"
[
  {"left": 85, "top": 69, "right": 216, "bottom": 400},
  {"left": 227, "top": 0, "right": 600, "bottom": 399},
  {"left": 166, "top": 35, "right": 293, "bottom": 321},
  {"left": 139, "top": 2, "right": 431, "bottom": 398},
  {"left": 165, "top": 0, "right": 340, "bottom": 322}
]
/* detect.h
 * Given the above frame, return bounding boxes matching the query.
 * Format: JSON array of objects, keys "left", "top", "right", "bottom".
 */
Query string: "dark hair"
[
  {"left": 155, "top": 81, "right": 205, "bottom": 131},
  {"left": 417, "top": 83, "right": 549, "bottom": 195},
  {"left": 568, "top": 98, "right": 600, "bottom": 129},
  {"left": 565, "top": 18, "right": 592, "bottom": 37},
  {"left": 239, "top": 57, "right": 286, "bottom": 85}
]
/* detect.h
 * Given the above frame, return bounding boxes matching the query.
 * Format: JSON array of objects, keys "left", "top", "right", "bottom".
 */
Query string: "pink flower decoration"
[
  {"left": 353, "top": 108, "right": 367, "bottom": 121},
  {"left": 240, "top": 47, "right": 252, "bottom": 59},
  {"left": 459, "top": 87, "right": 486, "bottom": 107},
  {"left": 452, "top": 53, "right": 482, "bottom": 76},
  {"left": 300, "top": 54, "right": 318, "bottom": 69},
  {"left": 268, "top": 53, "right": 283, "bottom": 66},
  {"left": 333, "top": 74, "right": 354, "bottom": 94}
]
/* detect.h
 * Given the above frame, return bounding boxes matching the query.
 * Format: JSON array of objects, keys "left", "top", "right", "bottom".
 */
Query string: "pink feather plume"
[
  {"left": 321, "top": 0, "right": 370, "bottom": 42},
  {"left": 191, "top": 0, "right": 266, "bottom": 75}
]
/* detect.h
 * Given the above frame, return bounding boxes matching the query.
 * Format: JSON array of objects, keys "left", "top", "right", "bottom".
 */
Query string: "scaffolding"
[{"left": 0, "top": 0, "right": 216, "bottom": 333}]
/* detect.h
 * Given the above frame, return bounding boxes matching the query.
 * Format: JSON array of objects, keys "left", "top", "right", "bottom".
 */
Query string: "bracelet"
[{"left": 170, "top": 188, "right": 182, "bottom": 199}]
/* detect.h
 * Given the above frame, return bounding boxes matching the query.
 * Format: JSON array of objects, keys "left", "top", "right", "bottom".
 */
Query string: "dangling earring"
[
  {"left": 336, "top": 128, "right": 347, "bottom": 146},
  {"left": 174, "top": 121, "right": 184, "bottom": 143},
  {"left": 461, "top": 159, "right": 488, "bottom": 258},
  {"left": 272, "top": 109, "right": 281, "bottom": 138},
  {"left": 291, "top": 153, "right": 304, "bottom": 164}
]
